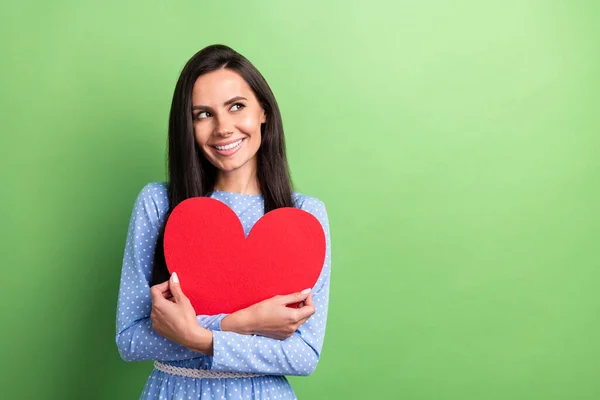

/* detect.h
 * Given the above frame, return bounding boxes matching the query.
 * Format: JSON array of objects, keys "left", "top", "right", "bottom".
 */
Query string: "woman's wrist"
[
  {"left": 185, "top": 324, "right": 214, "bottom": 355},
  {"left": 221, "top": 308, "right": 255, "bottom": 335}
]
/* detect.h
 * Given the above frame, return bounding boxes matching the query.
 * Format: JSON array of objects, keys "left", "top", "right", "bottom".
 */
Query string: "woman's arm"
[
  {"left": 115, "top": 183, "right": 228, "bottom": 362},
  {"left": 198, "top": 199, "right": 332, "bottom": 376}
]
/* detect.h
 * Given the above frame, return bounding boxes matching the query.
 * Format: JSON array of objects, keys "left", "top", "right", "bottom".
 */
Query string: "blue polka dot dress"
[{"left": 116, "top": 182, "right": 331, "bottom": 399}]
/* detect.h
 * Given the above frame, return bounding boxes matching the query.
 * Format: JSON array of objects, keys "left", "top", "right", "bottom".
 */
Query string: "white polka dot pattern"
[{"left": 115, "top": 182, "right": 332, "bottom": 399}]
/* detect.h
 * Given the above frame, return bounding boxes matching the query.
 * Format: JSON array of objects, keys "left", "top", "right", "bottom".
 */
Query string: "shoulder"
[
  {"left": 132, "top": 181, "right": 170, "bottom": 222},
  {"left": 293, "top": 191, "right": 331, "bottom": 240},
  {"left": 136, "top": 181, "right": 169, "bottom": 203},
  {"left": 293, "top": 191, "right": 328, "bottom": 217},
  {"left": 293, "top": 191, "right": 322, "bottom": 209}
]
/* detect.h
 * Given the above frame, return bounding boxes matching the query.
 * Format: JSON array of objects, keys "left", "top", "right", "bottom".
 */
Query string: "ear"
[{"left": 261, "top": 110, "right": 267, "bottom": 124}]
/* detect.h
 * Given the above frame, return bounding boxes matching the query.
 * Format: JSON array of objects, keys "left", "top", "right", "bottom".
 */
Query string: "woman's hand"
[
  {"left": 150, "top": 272, "right": 212, "bottom": 354},
  {"left": 222, "top": 289, "right": 316, "bottom": 340}
]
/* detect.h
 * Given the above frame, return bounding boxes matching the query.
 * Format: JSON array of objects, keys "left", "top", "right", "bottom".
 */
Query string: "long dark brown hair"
[{"left": 151, "top": 44, "right": 295, "bottom": 285}]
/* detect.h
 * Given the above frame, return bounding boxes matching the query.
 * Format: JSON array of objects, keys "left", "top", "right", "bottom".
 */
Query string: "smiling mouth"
[{"left": 212, "top": 139, "right": 244, "bottom": 151}]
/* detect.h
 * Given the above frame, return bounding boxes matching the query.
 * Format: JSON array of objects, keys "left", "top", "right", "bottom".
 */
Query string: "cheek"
[
  {"left": 238, "top": 114, "right": 262, "bottom": 134},
  {"left": 193, "top": 125, "right": 211, "bottom": 145}
]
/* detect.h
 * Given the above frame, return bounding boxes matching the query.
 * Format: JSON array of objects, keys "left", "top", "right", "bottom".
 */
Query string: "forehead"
[{"left": 191, "top": 69, "right": 254, "bottom": 103}]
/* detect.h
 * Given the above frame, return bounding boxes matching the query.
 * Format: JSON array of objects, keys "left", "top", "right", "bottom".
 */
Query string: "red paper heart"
[{"left": 163, "top": 197, "right": 326, "bottom": 315}]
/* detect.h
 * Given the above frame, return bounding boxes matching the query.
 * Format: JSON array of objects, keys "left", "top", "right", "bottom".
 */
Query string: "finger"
[
  {"left": 152, "top": 283, "right": 173, "bottom": 300},
  {"left": 150, "top": 280, "right": 170, "bottom": 297},
  {"left": 150, "top": 281, "right": 168, "bottom": 302},
  {"left": 293, "top": 304, "right": 312, "bottom": 324},
  {"left": 168, "top": 272, "right": 186, "bottom": 303},
  {"left": 296, "top": 314, "right": 311, "bottom": 327},
  {"left": 304, "top": 292, "right": 314, "bottom": 307},
  {"left": 279, "top": 288, "right": 312, "bottom": 305},
  {"left": 295, "top": 292, "right": 313, "bottom": 309},
  {"left": 150, "top": 289, "right": 168, "bottom": 307},
  {"left": 295, "top": 303, "right": 316, "bottom": 321}
]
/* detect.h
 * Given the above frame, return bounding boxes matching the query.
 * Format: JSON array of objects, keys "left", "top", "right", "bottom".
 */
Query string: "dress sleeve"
[
  {"left": 115, "top": 183, "right": 228, "bottom": 362},
  {"left": 209, "top": 199, "right": 332, "bottom": 376}
]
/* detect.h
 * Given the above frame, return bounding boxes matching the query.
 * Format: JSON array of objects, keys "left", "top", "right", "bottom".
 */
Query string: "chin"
[
  {"left": 216, "top": 158, "right": 246, "bottom": 172},
  {"left": 218, "top": 164, "right": 241, "bottom": 172}
]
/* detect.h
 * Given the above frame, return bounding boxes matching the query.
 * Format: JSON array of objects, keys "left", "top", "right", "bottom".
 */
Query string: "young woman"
[{"left": 115, "top": 44, "right": 332, "bottom": 399}]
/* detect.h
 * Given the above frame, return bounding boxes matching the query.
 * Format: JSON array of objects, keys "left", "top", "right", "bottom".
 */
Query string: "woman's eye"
[{"left": 195, "top": 104, "right": 244, "bottom": 120}]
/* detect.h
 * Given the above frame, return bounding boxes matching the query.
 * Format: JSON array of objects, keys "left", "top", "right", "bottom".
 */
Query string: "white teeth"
[{"left": 214, "top": 139, "right": 243, "bottom": 151}]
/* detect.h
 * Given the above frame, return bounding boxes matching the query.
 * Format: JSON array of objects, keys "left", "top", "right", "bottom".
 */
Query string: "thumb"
[
  {"left": 280, "top": 288, "right": 312, "bottom": 305},
  {"left": 168, "top": 272, "right": 185, "bottom": 303}
]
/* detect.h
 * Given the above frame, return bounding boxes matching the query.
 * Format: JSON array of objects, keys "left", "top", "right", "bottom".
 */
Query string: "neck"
[{"left": 214, "top": 159, "right": 261, "bottom": 195}]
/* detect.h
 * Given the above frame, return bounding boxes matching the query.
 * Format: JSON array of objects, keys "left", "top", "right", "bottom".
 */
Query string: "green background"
[{"left": 1, "top": 1, "right": 599, "bottom": 399}]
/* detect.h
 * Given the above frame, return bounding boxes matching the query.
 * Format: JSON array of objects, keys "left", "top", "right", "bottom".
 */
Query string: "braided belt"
[{"left": 154, "top": 361, "right": 266, "bottom": 379}]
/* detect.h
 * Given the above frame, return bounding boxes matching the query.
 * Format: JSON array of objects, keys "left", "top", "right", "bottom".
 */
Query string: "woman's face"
[{"left": 191, "top": 68, "right": 266, "bottom": 174}]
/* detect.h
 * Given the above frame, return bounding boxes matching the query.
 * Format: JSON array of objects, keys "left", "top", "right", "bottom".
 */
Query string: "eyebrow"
[{"left": 192, "top": 96, "right": 248, "bottom": 111}]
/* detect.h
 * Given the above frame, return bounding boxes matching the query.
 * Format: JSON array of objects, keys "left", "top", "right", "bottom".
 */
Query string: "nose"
[{"left": 214, "top": 114, "right": 234, "bottom": 137}]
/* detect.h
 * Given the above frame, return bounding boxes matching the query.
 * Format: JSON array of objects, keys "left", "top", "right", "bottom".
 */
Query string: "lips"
[
  {"left": 211, "top": 138, "right": 245, "bottom": 156},
  {"left": 209, "top": 138, "right": 244, "bottom": 147},
  {"left": 212, "top": 139, "right": 244, "bottom": 151}
]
